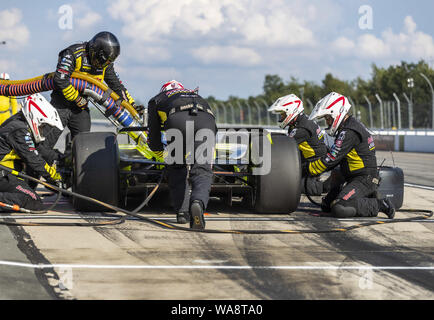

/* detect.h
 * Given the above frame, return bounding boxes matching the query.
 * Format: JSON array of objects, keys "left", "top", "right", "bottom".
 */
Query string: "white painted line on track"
[
  {"left": 0, "top": 260, "right": 433, "bottom": 271},
  {"left": 404, "top": 183, "right": 434, "bottom": 191}
]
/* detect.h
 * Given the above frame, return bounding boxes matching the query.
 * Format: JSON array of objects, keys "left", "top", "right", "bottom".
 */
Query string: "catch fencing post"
[
  {"left": 420, "top": 73, "right": 434, "bottom": 129},
  {"left": 375, "top": 94, "right": 384, "bottom": 129},
  {"left": 211, "top": 103, "right": 220, "bottom": 124},
  {"left": 253, "top": 101, "right": 262, "bottom": 125},
  {"left": 363, "top": 95, "right": 373, "bottom": 128},
  {"left": 392, "top": 93, "right": 402, "bottom": 129},
  {"left": 220, "top": 102, "right": 228, "bottom": 125},
  {"left": 402, "top": 93, "right": 413, "bottom": 129}
]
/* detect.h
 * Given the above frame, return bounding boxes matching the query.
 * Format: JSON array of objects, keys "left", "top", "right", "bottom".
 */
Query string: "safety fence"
[{"left": 208, "top": 99, "right": 433, "bottom": 130}]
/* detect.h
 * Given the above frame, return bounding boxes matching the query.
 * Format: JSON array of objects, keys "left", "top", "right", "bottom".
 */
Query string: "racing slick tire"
[
  {"left": 252, "top": 133, "right": 301, "bottom": 213},
  {"left": 71, "top": 132, "right": 120, "bottom": 211}
]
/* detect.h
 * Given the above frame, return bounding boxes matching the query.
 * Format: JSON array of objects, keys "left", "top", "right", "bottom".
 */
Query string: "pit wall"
[
  {"left": 372, "top": 130, "right": 434, "bottom": 153},
  {"left": 267, "top": 127, "right": 434, "bottom": 153}
]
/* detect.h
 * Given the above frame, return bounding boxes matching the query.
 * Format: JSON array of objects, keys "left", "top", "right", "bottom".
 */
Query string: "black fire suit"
[
  {"left": 289, "top": 113, "right": 328, "bottom": 196},
  {"left": 0, "top": 113, "right": 62, "bottom": 211},
  {"left": 147, "top": 89, "right": 216, "bottom": 214},
  {"left": 308, "top": 116, "right": 382, "bottom": 217},
  {"left": 44, "top": 42, "right": 136, "bottom": 150}
]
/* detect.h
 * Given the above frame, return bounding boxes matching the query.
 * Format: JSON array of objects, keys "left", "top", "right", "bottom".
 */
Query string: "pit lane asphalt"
[{"left": 0, "top": 124, "right": 433, "bottom": 300}]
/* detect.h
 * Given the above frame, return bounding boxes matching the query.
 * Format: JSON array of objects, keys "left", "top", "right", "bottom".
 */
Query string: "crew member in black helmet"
[
  {"left": 41, "top": 31, "right": 143, "bottom": 158},
  {"left": 147, "top": 80, "right": 216, "bottom": 230}
]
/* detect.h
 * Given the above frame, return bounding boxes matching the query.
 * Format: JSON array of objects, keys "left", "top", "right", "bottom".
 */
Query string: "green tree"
[{"left": 207, "top": 60, "right": 434, "bottom": 128}]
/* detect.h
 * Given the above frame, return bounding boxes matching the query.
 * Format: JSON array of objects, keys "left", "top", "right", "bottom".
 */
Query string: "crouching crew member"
[
  {"left": 307, "top": 92, "right": 395, "bottom": 219},
  {"left": 0, "top": 94, "right": 64, "bottom": 212},
  {"left": 268, "top": 94, "right": 328, "bottom": 196},
  {"left": 147, "top": 80, "right": 216, "bottom": 229}
]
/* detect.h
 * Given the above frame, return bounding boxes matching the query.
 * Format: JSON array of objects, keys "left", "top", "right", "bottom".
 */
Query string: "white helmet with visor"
[
  {"left": 22, "top": 93, "right": 64, "bottom": 143},
  {"left": 309, "top": 92, "right": 351, "bottom": 136},
  {"left": 268, "top": 94, "right": 304, "bottom": 129}
]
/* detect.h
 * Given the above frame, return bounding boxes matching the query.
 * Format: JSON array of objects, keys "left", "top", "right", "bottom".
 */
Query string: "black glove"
[
  {"left": 320, "top": 197, "right": 332, "bottom": 213},
  {"left": 306, "top": 177, "right": 323, "bottom": 196},
  {"left": 75, "top": 95, "right": 88, "bottom": 109},
  {"left": 132, "top": 103, "right": 145, "bottom": 114},
  {"left": 57, "top": 148, "right": 72, "bottom": 167}
]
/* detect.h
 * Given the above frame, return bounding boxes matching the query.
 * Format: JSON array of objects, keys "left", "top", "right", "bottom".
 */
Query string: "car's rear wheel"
[
  {"left": 252, "top": 133, "right": 301, "bottom": 213},
  {"left": 72, "top": 132, "right": 120, "bottom": 211}
]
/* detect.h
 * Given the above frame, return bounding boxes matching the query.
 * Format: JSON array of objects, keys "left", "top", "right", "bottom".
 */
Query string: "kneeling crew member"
[
  {"left": 268, "top": 94, "right": 328, "bottom": 196},
  {"left": 307, "top": 92, "right": 395, "bottom": 219},
  {"left": 0, "top": 94, "right": 64, "bottom": 211},
  {"left": 147, "top": 80, "right": 216, "bottom": 229}
]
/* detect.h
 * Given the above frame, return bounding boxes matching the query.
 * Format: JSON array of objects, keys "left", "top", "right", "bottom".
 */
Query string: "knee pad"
[{"left": 331, "top": 200, "right": 357, "bottom": 218}]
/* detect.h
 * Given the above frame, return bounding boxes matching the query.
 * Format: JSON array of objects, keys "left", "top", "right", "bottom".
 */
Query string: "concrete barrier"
[{"left": 372, "top": 130, "right": 434, "bottom": 153}]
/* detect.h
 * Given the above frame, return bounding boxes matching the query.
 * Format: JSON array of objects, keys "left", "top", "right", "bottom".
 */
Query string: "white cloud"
[
  {"left": 382, "top": 16, "right": 434, "bottom": 59},
  {"left": 109, "top": 0, "right": 226, "bottom": 41},
  {"left": 123, "top": 43, "right": 171, "bottom": 63},
  {"left": 76, "top": 11, "right": 103, "bottom": 29},
  {"left": 0, "top": 8, "right": 30, "bottom": 48},
  {"left": 107, "top": 0, "right": 317, "bottom": 66},
  {"left": 332, "top": 37, "right": 356, "bottom": 56},
  {"left": 192, "top": 46, "right": 262, "bottom": 66},
  {"left": 357, "top": 34, "right": 391, "bottom": 59},
  {"left": 0, "top": 59, "right": 16, "bottom": 74},
  {"left": 332, "top": 16, "right": 434, "bottom": 60}
]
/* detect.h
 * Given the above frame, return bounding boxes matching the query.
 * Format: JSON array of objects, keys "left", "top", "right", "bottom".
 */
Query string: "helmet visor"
[
  {"left": 93, "top": 51, "right": 116, "bottom": 68},
  {"left": 38, "top": 123, "right": 56, "bottom": 141},
  {"left": 277, "top": 111, "right": 287, "bottom": 122}
]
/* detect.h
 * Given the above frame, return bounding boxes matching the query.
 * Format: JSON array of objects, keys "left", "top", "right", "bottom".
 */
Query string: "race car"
[
  {"left": 69, "top": 123, "right": 302, "bottom": 214},
  {"left": 0, "top": 72, "right": 302, "bottom": 214}
]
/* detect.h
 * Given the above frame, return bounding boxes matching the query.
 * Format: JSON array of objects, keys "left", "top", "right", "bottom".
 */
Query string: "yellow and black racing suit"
[
  {"left": 148, "top": 89, "right": 216, "bottom": 214},
  {"left": 308, "top": 116, "right": 386, "bottom": 217},
  {"left": 288, "top": 113, "right": 328, "bottom": 196},
  {"left": 0, "top": 113, "right": 62, "bottom": 211},
  {"left": 43, "top": 42, "right": 136, "bottom": 151}
]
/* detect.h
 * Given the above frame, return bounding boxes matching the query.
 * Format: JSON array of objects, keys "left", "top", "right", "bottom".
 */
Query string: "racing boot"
[
  {"left": 190, "top": 200, "right": 206, "bottom": 230},
  {"left": 378, "top": 198, "right": 395, "bottom": 219},
  {"left": 177, "top": 211, "right": 190, "bottom": 224}
]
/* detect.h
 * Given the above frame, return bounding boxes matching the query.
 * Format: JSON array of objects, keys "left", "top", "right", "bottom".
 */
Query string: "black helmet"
[{"left": 88, "top": 31, "right": 120, "bottom": 69}]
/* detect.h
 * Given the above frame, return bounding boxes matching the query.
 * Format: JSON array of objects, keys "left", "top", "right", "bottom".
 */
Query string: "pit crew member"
[
  {"left": 0, "top": 94, "right": 64, "bottom": 211},
  {"left": 308, "top": 92, "right": 395, "bottom": 219},
  {"left": 147, "top": 80, "right": 216, "bottom": 230},
  {"left": 43, "top": 31, "right": 143, "bottom": 152}
]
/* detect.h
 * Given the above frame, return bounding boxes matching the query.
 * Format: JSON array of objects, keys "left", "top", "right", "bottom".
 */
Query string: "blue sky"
[{"left": 0, "top": 0, "right": 433, "bottom": 102}]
